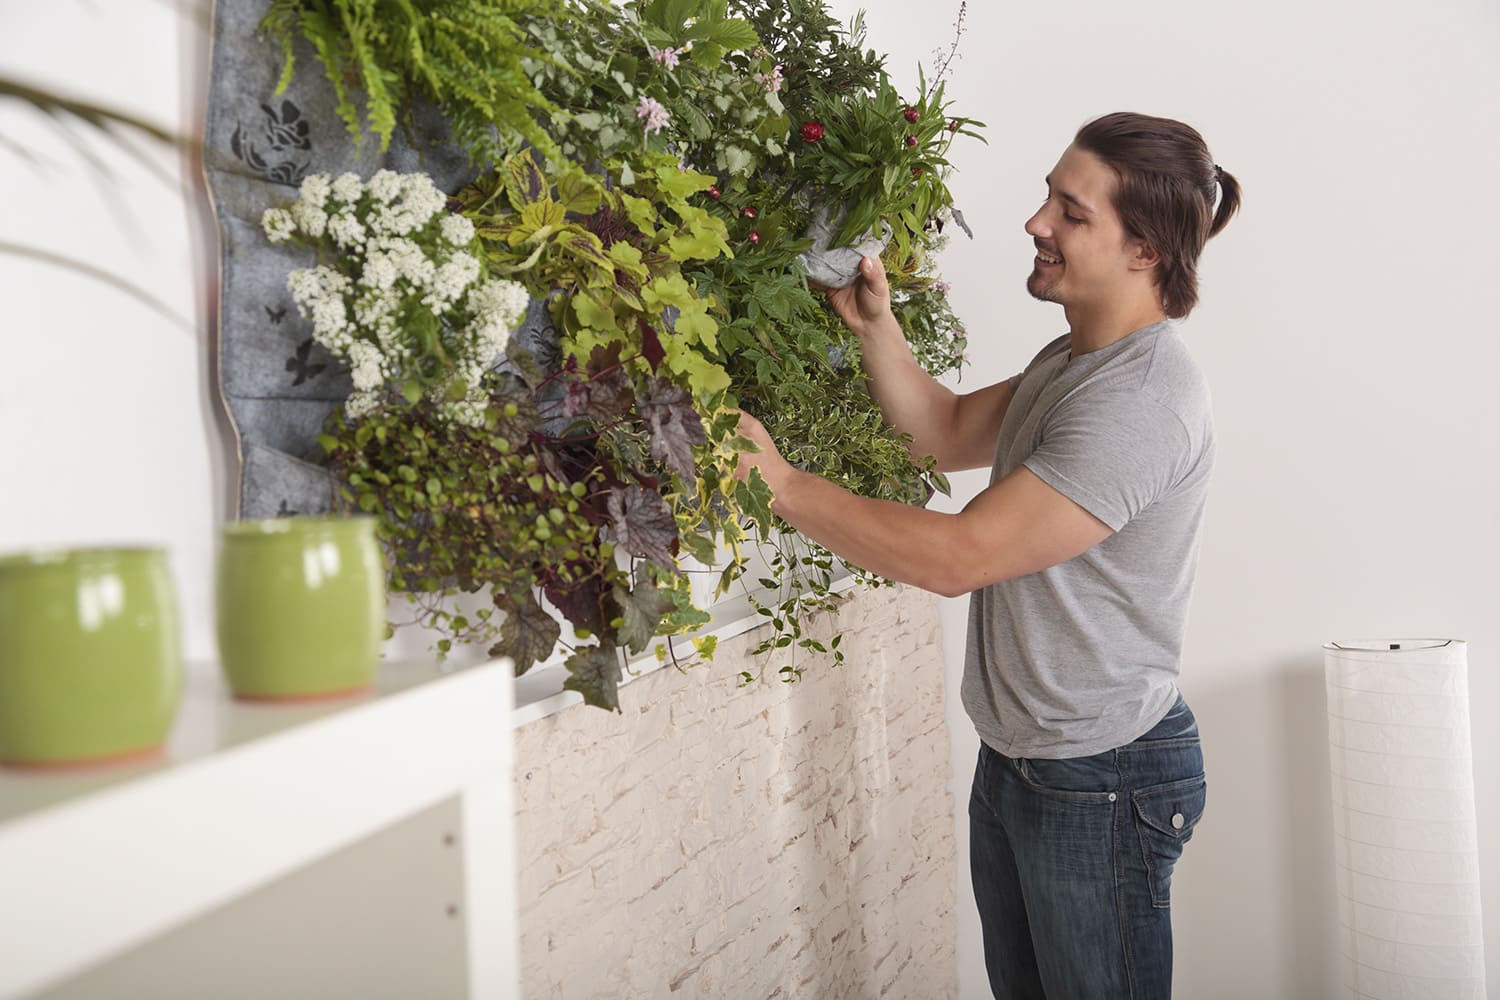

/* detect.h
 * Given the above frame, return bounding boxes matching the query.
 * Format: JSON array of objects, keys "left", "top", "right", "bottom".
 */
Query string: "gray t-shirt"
[{"left": 960, "top": 320, "right": 1214, "bottom": 758}]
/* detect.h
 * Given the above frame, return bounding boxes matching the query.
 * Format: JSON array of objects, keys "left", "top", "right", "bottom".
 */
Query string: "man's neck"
[{"left": 1063, "top": 299, "right": 1169, "bottom": 358}]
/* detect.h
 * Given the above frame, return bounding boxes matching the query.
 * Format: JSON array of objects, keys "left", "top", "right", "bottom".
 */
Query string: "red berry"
[
  {"left": 742, "top": 206, "right": 758, "bottom": 219},
  {"left": 707, "top": 185, "right": 722, "bottom": 199},
  {"left": 904, "top": 135, "right": 918, "bottom": 148},
  {"left": 747, "top": 231, "right": 761, "bottom": 245},
  {"left": 800, "top": 121, "right": 826, "bottom": 143},
  {"left": 911, "top": 166, "right": 924, "bottom": 177},
  {"left": 948, "top": 119, "right": 960, "bottom": 131},
  {"left": 903, "top": 106, "right": 920, "bottom": 123}
]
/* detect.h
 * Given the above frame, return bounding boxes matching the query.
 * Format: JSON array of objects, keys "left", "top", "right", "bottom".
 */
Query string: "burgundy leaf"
[
  {"left": 640, "top": 322, "right": 665, "bottom": 372},
  {"left": 543, "top": 573, "right": 607, "bottom": 635},
  {"left": 584, "top": 367, "right": 633, "bottom": 426}
]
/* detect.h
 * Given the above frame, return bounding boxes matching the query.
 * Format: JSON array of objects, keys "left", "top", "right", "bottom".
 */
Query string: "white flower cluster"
[{"left": 261, "top": 170, "right": 529, "bottom": 425}]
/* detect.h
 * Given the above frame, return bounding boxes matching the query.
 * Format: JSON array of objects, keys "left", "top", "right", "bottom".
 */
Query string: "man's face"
[{"left": 1024, "top": 144, "right": 1149, "bottom": 310}]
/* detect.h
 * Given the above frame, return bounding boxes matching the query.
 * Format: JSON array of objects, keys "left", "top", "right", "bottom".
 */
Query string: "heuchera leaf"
[
  {"left": 544, "top": 574, "right": 607, "bottom": 635},
  {"left": 640, "top": 322, "right": 666, "bottom": 373},
  {"left": 563, "top": 643, "right": 623, "bottom": 712},
  {"left": 607, "top": 485, "right": 678, "bottom": 569},
  {"left": 490, "top": 589, "right": 561, "bottom": 676},
  {"left": 639, "top": 378, "right": 707, "bottom": 482},
  {"left": 612, "top": 578, "right": 673, "bottom": 655}
]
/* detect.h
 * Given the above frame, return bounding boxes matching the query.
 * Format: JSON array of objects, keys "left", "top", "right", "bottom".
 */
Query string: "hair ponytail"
[{"left": 1209, "top": 166, "right": 1241, "bottom": 239}]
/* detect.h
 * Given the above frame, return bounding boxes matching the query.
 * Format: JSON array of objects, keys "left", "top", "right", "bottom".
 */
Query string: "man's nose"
[{"left": 1024, "top": 208, "right": 1047, "bottom": 239}]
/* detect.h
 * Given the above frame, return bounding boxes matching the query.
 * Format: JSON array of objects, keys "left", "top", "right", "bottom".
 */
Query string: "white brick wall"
[{"left": 513, "top": 583, "right": 957, "bottom": 999}]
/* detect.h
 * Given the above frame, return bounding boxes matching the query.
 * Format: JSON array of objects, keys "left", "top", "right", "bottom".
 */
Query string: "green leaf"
[
  {"left": 722, "top": 144, "right": 753, "bottom": 176},
  {"left": 613, "top": 579, "right": 673, "bottom": 655},
  {"left": 401, "top": 380, "right": 424, "bottom": 406},
  {"left": 572, "top": 292, "right": 618, "bottom": 331},
  {"left": 734, "top": 467, "right": 775, "bottom": 537}
]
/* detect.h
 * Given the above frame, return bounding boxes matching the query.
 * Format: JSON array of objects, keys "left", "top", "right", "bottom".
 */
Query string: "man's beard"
[{"left": 1027, "top": 268, "right": 1061, "bottom": 303}]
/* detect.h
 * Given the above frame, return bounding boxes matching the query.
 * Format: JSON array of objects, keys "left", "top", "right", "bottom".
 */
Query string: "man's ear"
[{"left": 1128, "top": 239, "right": 1161, "bottom": 272}]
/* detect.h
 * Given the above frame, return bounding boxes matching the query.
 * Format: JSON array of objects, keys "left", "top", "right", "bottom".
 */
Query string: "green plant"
[
  {"left": 258, "top": 0, "right": 566, "bottom": 165},
  {"left": 263, "top": 0, "right": 981, "bottom": 708}
]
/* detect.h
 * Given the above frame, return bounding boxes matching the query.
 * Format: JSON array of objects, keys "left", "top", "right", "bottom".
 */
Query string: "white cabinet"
[{"left": 0, "top": 658, "right": 518, "bottom": 999}]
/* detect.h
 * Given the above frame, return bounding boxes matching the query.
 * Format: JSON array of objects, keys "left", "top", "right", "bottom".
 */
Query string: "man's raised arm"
[{"left": 826, "top": 257, "right": 1013, "bottom": 473}]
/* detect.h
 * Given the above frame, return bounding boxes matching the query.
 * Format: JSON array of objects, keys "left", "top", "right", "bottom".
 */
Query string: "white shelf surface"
[{"left": 0, "top": 655, "right": 517, "bottom": 1000}]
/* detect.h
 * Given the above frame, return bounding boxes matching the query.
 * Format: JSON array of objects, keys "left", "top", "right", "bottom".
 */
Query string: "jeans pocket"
[
  {"left": 1130, "top": 774, "right": 1207, "bottom": 908},
  {"left": 1017, "top": 751, "right": 1119, "bottom": 802}
]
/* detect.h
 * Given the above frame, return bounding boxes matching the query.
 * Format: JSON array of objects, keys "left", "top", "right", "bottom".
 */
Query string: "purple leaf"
[
  {"left": 489, "top": 590, "right": 561, "bottom": 676},
  {"left": 639, "top": 379, "right": 706, "bottom": 483},
  {"left": 607, "top": 485, "right": 678, "bottom": 570}
]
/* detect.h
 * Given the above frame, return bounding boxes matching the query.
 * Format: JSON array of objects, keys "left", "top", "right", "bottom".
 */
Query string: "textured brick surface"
[{"left": 513, "top": 584, "right": 957, "bottom": 999}]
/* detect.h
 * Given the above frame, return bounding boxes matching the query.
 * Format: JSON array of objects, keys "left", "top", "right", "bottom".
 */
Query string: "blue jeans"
[{"left": 968, "top": 696, "right": 1206, "bottom": 999}]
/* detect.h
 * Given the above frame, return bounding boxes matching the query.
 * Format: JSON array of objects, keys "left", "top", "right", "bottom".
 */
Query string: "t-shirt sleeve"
[{"left": 1022, "top": 390, "right": 1189, "bottom": 531}]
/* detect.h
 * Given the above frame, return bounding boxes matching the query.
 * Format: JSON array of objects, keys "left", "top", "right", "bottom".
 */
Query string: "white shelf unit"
[{"left": 0, "top": 656, "right": 518, "bottom": 999}]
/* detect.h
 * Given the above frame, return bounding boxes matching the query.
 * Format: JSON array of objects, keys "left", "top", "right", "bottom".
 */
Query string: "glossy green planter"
[
  {"left": 216, "top": 517, "right": 385, "bottom": 700},
  {"left": 0, "top": 548, "right": 182, "bottom": 767}
]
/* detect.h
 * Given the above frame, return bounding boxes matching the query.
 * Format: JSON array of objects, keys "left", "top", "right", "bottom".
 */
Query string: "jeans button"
[
  {"left": 1172, "top": 812, "right": 1185, "bottom": 830},
  {"left": 1108, "top": 792, "right": 1117, "bottom": 802}
]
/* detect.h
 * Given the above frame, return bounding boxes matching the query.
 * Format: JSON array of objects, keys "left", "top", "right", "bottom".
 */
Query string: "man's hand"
[
  {"left": 732, "top": 410, "right": 790, "bottom": 493},
  {"left": 823, "top": 256, "right": 899, "bottom": 342}
]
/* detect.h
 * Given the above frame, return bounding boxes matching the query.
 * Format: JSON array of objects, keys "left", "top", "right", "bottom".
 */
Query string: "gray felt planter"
[{"left": 204, "top": 0, "right": 567, "bottom": 519}]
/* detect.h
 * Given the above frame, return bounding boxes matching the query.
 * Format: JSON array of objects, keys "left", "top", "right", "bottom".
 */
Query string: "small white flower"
[
  {"left": 360, "top": 253, "right": 399, "bottom": 292},
  {"left": 331, "top": 172, "right": 363, "bottom": 205},
  {"left": 261, "top": 207, "right": 295, "bottom": 243},
  {"left": 468, "top": 279, "right": 530, "bottom": 332},
  {"left": 298, "top": 173, "right": 332, "bottom": 210},
  {"left": 368, "top": 169, "right": 401, "bottom": 204},
  {"left": 345, "top": 389, "right": 380, "bottom": 420},
  {"left": 289, "top": 200, "right": 327, "bottom": 239},
  {"left": 346, "top": 340, "right": 386, "bottom": 392},
  {"left": 327, "top": 211, "right": 366, "bottom": 250},
  {"left": 440, "top": 214, "right": 475, "bottom": 246},
  {"left": 635, "top": 96, "right": 670, "bottom": 135}
]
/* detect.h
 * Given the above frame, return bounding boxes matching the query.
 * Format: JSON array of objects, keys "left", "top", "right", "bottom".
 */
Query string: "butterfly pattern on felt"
[
  {"left": 285, "top": 337, "right": 328, "bottom": 386},
  {"left": 231, "top": 99, "right": 312, "bottom": 187}
]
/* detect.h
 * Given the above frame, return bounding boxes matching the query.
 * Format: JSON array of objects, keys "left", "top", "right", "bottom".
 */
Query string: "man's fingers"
[{"left": 859, "top": 256, "right": 890, "bottom": 297}]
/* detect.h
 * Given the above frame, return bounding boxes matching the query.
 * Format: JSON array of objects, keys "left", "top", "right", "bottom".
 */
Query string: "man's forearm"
[
  {"left": 858, "top": 318, "right": 960, "bottom": 465},
  {"left": 769, "top": 463, "right": 972, "bottom": 598}
]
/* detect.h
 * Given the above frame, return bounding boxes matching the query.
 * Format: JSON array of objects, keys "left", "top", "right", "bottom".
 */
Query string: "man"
[{"left": 734, "top": 112, "right": 1241, "bottom": 998}]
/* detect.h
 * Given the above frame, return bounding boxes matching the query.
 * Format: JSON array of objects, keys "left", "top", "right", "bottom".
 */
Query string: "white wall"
[
  {"left": 844, "top": 0, "right": 1500, "bottom": 996},
  {"left": 4, "top": 1, "right": 1498, "bottom": 997},
  {"left": 1, "top": 0, "right": 229, "bottom": 661}
]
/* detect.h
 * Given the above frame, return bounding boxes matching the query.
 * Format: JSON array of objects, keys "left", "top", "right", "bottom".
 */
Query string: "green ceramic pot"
[
  {"left": 216, "top": 516, "right": 385, "bottom": 701},
  {"left": 0, "top": 547, "right": 182, "bottom": 767}
]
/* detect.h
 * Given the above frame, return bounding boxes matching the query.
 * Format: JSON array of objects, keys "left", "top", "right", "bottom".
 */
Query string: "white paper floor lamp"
[{"left": 1324, "top": 639, "right": 1487, "bottom": 1000}]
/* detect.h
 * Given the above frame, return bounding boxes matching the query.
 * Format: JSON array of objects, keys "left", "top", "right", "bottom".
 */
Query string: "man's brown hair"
[{"left": 1074, "top": 112, "right": 1242, "bottom": 319}]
